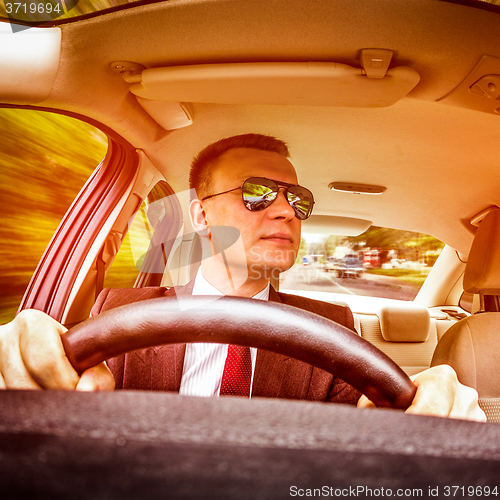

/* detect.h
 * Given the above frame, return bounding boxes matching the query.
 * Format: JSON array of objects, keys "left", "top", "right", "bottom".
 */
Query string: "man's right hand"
[{"left": 0, "top": 309, "right": 115, "bottom": 391}]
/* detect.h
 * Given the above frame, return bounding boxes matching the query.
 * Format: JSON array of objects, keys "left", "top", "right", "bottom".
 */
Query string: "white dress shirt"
[{"left": 178, "top": 268, "right": 270, "bottom": 397}]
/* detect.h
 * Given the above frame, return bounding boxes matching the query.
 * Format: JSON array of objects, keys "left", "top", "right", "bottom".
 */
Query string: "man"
[{"left": 0, "top": 134, "right": 485, "bottom": 420}]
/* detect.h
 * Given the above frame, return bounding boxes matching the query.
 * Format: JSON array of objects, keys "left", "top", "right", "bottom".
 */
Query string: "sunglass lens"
[
  {"left": 242, "top": 178, "right": 277, "bottom": 211},
  {"left": 287, "top": 185, "right": 314, "bottom": 220}
]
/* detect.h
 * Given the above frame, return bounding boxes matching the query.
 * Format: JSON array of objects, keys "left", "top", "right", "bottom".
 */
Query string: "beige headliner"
[{"left": 6, "top": 0, "right": 500, "bottom": 256}]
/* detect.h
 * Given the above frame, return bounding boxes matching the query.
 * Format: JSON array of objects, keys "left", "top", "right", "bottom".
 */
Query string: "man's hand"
[
  {"left": 0, "top": 309, "right": 115, "bottom": 391},
  {"left": 358, "top": 364, "right": 486, "bottom": 422}
]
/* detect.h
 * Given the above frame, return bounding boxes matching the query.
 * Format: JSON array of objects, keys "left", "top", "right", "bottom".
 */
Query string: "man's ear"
[{"left": 189, "top": 199, "right": 210, "bottom": 237}]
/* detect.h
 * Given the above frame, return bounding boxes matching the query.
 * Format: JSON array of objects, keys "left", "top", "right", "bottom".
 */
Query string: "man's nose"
[{"left": 267, "top": 187, "right": 295, "bottom": 220}]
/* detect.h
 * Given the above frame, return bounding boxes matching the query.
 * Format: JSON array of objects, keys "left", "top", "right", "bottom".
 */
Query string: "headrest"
[
  {"left": 464, "top": 208, "right": 500, "bottom": 294},
  {"left": 377, "top": 302, "right": 430, "bottom": 342}
]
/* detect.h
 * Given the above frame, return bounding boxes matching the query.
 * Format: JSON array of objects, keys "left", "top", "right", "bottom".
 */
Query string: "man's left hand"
[{"left": 358, "top": 364, "right": 486, "bottom": 422}]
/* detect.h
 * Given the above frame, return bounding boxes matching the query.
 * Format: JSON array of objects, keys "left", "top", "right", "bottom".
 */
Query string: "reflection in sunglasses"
[{"left": 241, "top": 177, "right": 314, "bottom": 220}]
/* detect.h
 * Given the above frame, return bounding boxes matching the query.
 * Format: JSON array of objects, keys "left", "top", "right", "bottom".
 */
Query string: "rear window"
[{"left": 280, "top": 226, "right": 445, "bottom": 302}]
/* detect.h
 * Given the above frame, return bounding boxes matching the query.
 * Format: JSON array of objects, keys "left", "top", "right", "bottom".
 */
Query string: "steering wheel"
[{"left": 61, "top": 296, "right": 416, "bottom": 409}]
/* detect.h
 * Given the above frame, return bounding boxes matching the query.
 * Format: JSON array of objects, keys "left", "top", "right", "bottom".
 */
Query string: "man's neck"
[{"left": 200, "top": 262, "right": 270, "bottom": 298}]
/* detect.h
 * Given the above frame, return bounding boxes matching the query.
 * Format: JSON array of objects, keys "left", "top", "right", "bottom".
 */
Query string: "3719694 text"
[
  {"left": 4, "top": 2, "right": 62, "bottom": 14},
  {"left": 289, "top": 485, "right": 499, "bottom": 497}
]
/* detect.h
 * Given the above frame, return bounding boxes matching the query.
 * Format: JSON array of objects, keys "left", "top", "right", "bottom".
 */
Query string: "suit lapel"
[
  {"left": 252, "top": 287, "right": 282, "bottom": 397},
  {"left": 161, "top": 280, "right": 195, "bottom": 391},
  {"left": 252, "top": 286, "right": 312, "bottom": 399},
  {"left": 162, "top": 343, "right": 186, "bottom": 393}
]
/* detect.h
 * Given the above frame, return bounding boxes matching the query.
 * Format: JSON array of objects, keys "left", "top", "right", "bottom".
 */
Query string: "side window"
[
  {"left": 104, "top": 181, "right": 183, "bottom": 289},
  {"left": 0, "top": 109, "right": 107, "bottom": 324}
]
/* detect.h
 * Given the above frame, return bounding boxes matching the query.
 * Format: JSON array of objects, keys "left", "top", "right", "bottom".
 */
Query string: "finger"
[
  {"left": 405, "top": 365, "right": 456, "bottom": 418},
  {"left": 76, "top": 363, "right": 115, "bottom": 392},
  {"left": 357, "top": 394, "right": 376, "bottom": 409},
  {"left": 449, "top": 385, "right": 487, "bottom": 422},
  {"left": 17, "top": 310, "right": 80, "bottom": 390},
  {"left": 0, "top": 371, "right": 5, "bottom": 389},
  {"left": 0, "top": 353, "right": 43, "bottom": 389},
  {"left": 0, "top": 319, "right": 43, "bottom": 390}
]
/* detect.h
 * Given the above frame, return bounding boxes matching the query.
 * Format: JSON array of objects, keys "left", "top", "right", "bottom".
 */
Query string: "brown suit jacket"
[{"left": 91, "top": 283, "right": 361, "bottom": 405}]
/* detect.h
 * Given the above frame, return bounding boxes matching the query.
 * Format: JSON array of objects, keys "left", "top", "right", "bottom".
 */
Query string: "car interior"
[{"left": 2, "top": 0, "right": 500, "bottom": 496}]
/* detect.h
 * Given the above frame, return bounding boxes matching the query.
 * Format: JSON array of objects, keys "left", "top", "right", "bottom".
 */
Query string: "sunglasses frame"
[{"left": 201, "top": 177, "right": 314, "bottom": 220}]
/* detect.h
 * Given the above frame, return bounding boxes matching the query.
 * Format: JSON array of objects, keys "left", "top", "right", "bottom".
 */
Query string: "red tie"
[{"left": 219, "top": 345, "right": 252, "bottom": 397}]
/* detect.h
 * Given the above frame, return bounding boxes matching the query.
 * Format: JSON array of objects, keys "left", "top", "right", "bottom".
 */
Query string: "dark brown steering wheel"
[{"left": 61, "top": 296, "right": 416, "bottom": 409}]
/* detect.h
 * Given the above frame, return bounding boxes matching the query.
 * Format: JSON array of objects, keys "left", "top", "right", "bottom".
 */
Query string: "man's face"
[{"left": 201, "top": 147, "right": 302, "bottom": 280}]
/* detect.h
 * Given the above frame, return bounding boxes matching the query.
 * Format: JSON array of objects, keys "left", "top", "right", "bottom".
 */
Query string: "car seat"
[{"left": 431, "top": 208, "right": 500, "bottom": 422}]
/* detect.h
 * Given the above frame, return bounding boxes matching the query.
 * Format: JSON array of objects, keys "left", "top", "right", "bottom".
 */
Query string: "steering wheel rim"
[{"left": 61, "top": 296, "right": 416, "bottom": 409}]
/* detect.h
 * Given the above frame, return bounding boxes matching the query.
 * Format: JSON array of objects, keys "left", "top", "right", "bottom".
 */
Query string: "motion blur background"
[{"left": 0, "top": 109, "right": 108, "bottom": 322}]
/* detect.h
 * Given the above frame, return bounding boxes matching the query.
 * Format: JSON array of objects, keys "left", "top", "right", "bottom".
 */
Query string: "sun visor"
[
  {"left": 0, "top": 24, "right": 61, "bottom": 105},
  {"left": 128, "top": 62, "right": 420, "bottom": 108},
  {"left": 135, "top": 97, "right": 194, "bottom": 130},
  {"left": 302, "top": 215, "right": 372, "bottom": 236}
]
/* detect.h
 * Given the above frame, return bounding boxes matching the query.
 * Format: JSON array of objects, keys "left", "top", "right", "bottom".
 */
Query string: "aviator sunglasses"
[{"left": 202, "top": 177, "right": 315, "bottom": 220}]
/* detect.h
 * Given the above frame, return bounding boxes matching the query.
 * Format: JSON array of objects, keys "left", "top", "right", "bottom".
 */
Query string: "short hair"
[{"left": 189, "top": 133, "right": 290, "bottom": 199}]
